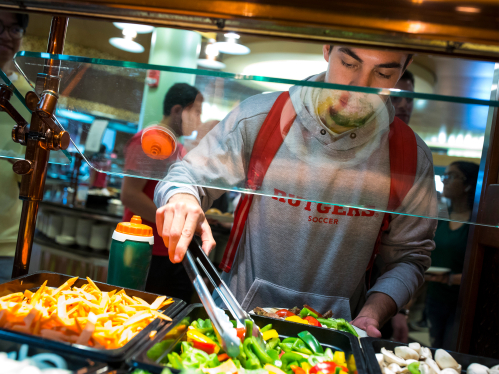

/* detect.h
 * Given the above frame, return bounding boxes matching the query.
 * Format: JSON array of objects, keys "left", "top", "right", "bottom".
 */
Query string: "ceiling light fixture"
[
  {"left": 214, "top": 32, "right": 250, "bottom": 55},
  {"left": 109, "top": 25, "right": 146, "bottom": 53},
  {"left": 113, "top": 22, "right": 154, "bottom": 34},
  {"left": 197, "top": 40, "right": 226, "bottom": 69},
  {"left": 455, "top": 6, "right": 481, "bottom": 13}
]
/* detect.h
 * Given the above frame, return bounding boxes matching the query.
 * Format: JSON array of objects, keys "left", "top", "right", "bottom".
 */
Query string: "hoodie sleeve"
[
  {"left": 366, "top": 138, "right": 438, "bottom": 310},
  {"left": 154, "top": 94, "right": 277, "bottom": 211}
]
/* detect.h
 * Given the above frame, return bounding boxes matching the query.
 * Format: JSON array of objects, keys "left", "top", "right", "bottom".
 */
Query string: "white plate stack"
[
  {"left": 89, "top": 223, "right": 112, "bottom": 251},
  {"left": 76, "top": 218, "right": 94, "bottom": 247},
  {"left": 47, "top": 214, "right": 63, "bottom": 239},
  {"left": 56, "top": 215, "right": 77, "bottom": 246}
]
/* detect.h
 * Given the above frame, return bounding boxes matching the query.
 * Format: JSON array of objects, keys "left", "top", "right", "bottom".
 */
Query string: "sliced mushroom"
[
  {"left": 435, "top": 350, "right": 459, "bottom": 370},
  {"left": 382, "top": 347, "right": 407, "bottom": 366},
  {"left": 426, "top": 358, "right": 442, "bottom": 374},
  {"left": 409, "top": 343, "right": 422, "bottom": 355},
  {"left": 491, "top": 366, "right": 499, "bottom": 371},
  {"left": 441, "top": 369, "right": 459, "bottom": 374},
  {"left": 384, "top": 367, "right": 397, "bottom": 374},
  {"left": 421, "top": 347, "right": 433, "bottom": 360},
  {"left": 467, "top": 364, "right": 489, "bottom": 374},
  {"left": 389, "top": 363, "right": 404, "bottom": 373},
  {"left": 420, "top": 363, "right": 431, "bottom": 374},
  {"left": 395, "top": 347, "right": 420, "bottom": 361},
  {"left": 377, "top": 354, "right": 386, "bottom": 369},
  {"left": 487, "top": 368, "right": 499, "bottom": 374}
]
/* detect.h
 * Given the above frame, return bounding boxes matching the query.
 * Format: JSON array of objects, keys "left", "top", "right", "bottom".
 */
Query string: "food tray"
[
  {"left": 0, "top": 336, "right": 109, "bottom": 373},
  {"left": 129, "top": 303, "right": 367, "bottom": 374},
  {"left": 361, "top": 338, "right": 499, "bottom": 374},
  {"left": 0, "top": 271, "right": 186, "bottom": 363}
]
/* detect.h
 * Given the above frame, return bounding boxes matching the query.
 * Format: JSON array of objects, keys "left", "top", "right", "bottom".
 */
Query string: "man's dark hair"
[
  {"left": 400, "top": 69, "right": 414, "bottom": 86},
  {"left": 163, "top": 83, "right": 200, "bottom": 117},
  {"left": 15, "top": 13, "right": 29, "bottom": 30},
  {"left": 328, "top": 45, "right": 413, "bottom": 71}
]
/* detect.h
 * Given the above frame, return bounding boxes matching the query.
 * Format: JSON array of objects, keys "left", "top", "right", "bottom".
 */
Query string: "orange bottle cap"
[
  {"left": 115, "top": 215, "right": 153, "bottom": 237},
  {"left": 141, "top": 125, "right": 177, "bottom": 160}
]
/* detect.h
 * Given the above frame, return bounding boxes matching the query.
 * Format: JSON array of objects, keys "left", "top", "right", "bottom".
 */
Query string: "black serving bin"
[
  {"left": 361, "top": 338, "right": 499, "bottom": 374},
  {"left": 129, "top": 304, "right": 367, "bottom": 374},
  {"left": 0, "top": 272, "right": 186, "bottom": 363},
  {"left": 0, "top": 336, "right": 108, "bottom": 372}
]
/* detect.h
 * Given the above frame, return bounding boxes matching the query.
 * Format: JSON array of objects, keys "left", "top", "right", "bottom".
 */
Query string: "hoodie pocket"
[{"left": 241, "top": 277, "right": 352, "bottom": 321}]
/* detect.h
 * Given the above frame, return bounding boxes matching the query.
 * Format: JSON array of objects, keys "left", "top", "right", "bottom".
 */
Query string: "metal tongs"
[{"left": 182, "top": 237, "right": 265, "bottom": 358}]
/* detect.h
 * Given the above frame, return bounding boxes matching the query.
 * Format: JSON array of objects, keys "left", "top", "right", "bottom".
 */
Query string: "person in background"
[
  {"left": 121, "top": 83, "right": 203, "bottom": 302},
  {"left": 390, "top": 70, "right": 414, "bottom": 126},
  {"left": 375, "top": 69, "right": 415, "bottom": 342},
  {"left": 0, "top": 12, "right": 29, "bottom": 283},
  {"left": 425, "top": 161, "right": 479, "bottom": 349},
  {"left": 88, "top": 145, "right": 112, "bottom": 189}
]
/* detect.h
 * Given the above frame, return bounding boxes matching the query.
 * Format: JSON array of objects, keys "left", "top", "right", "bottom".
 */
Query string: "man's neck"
[{"left": 160, "top": 116, "right": 181, "bottom": 137}]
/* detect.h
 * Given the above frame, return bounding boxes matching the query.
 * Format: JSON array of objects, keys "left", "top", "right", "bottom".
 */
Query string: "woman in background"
[{"left": 425, "top": 161, "right": 479, "bottom": 349}]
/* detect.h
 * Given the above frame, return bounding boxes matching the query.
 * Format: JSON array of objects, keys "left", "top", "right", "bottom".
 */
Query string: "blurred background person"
[
  {"left": 375, "top": 69, "right": 415, "bottom": 343},
  {"left": 390, "top": 70, "right": 414, "bottom": 126},
  {"left": 425, "top": 161, "right": 479, "bottom": 349},
  {"left": 121, "top": 82, "right": 203, "bottom": 302},
  {"left": 0, "top": 11, "right": 29, "bottom": 283}
]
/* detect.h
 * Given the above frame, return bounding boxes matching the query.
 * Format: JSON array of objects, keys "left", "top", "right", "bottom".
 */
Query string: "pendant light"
[{"left": 213, "top": 32, "right": 250, "bottom": 55}]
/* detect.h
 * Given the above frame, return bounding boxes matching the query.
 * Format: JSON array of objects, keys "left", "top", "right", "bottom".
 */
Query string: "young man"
[
  {"left": 0, "top": 12, "right": 30, "bottom": 283},
  {"left": 154, "top": 46, "right": 437, "bottom": 337},
  {"left": 121, "top": 82, "right": 203, "bottom": 301}
]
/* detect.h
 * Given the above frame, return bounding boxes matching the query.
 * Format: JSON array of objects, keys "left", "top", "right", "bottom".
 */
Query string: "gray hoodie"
[{"left": 154, "top": 73, "right": 437, "bottom": 320}]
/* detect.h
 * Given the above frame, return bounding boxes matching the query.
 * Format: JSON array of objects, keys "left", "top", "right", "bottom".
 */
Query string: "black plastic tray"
[
  {"left": 361, "top": 338, "right": 499, "bottom": 374},
  {"left": 0, "top": 336, "right": 109, "bottom": 373},
  {"left": 129, "top": 303, "right": 367, "bottom": 374},
  {"left": 0, "top": 271, "right": 186, "bottom": 363}
]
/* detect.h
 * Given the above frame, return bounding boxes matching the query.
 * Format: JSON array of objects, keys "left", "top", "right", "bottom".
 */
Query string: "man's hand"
[
  {"left": 391, "top": 313, "right": 409, "bottom": 343},
  {"left": 350, "top": 316, "right": 382, "bottom": 338},
  {"left": 351, "top": 292, "right": 397, "bottom": 338},
  {"left": 156, "top": 193, "right": 216, "bottom": 263}
]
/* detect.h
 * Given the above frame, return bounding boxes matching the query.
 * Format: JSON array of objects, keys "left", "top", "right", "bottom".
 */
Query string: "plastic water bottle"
[{"left": 107, "top": 215, "right": 154, "bottom": 290}]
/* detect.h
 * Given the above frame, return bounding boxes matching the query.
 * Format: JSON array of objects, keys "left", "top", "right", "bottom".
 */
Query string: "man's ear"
[
  {"left": 323, "top": 45, "right": 331, "bottom": 63},
  {"left": 170, "top": 104, "right": 183, "bottom": 117}
]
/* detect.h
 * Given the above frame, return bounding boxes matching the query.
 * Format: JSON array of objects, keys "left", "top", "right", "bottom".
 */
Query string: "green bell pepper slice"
[
  {"left": 300, "top": 307, "right": 319, "bottom": 319},
  {"left": 324, "top": 347, "right": 335, "bottom": 361},
  {"left": 282, "top": 337, "right": 298, "bottom": 344},
  {"left": 297, "top": 331, "right": 324, "bottom": 354},
  {"left": 266, "top": 337, "right": 280, "bottom": 350},
  {"left": 204, "top": 353, "right": 220, "bottom": 368},
  {"left": 336, "top": 319, "right": 359, "bottom": 337},
  {"left": 167, "top": 352, "right": 184, "bottom": 370},
  {"left": 280, "top": 343, "right": 294, "bottom": 352},
  {"left": 245, "top": 319, "right": 254, "bottom": 342},
  {"left": 317, "top": 318, "right": 338, "bottom": 329},
  {"left": 281, "top": 352, "right": 307, "bottom": 370},
  {"left": 243, "top": 337, "right": 262, "bottom": 369},
  {"left": 291, "top": 338, "right": 313, "bottom": 355},
  {"left": 408, "top": 362, "right": 421, "bottom": 374},
  {"left": 261, "top": 324, "right": 273, "bottom": 333},
  {"left": 267, "top": 349, "right": 282, "bottom": 368},
  {"left": 249, "top": 337, "right": 273, "bottom": 365},
  {"left": 191, "top": 319, "right": 214, "bottom": 334}
]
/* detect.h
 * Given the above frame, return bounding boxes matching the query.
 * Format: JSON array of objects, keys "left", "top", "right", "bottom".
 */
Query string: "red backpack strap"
[
  {"left": 220, "top": 92, "right": 296, "bottom": 272},
  {"left": 366, "top": 117, "right": 418, "bottom": 286}
]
